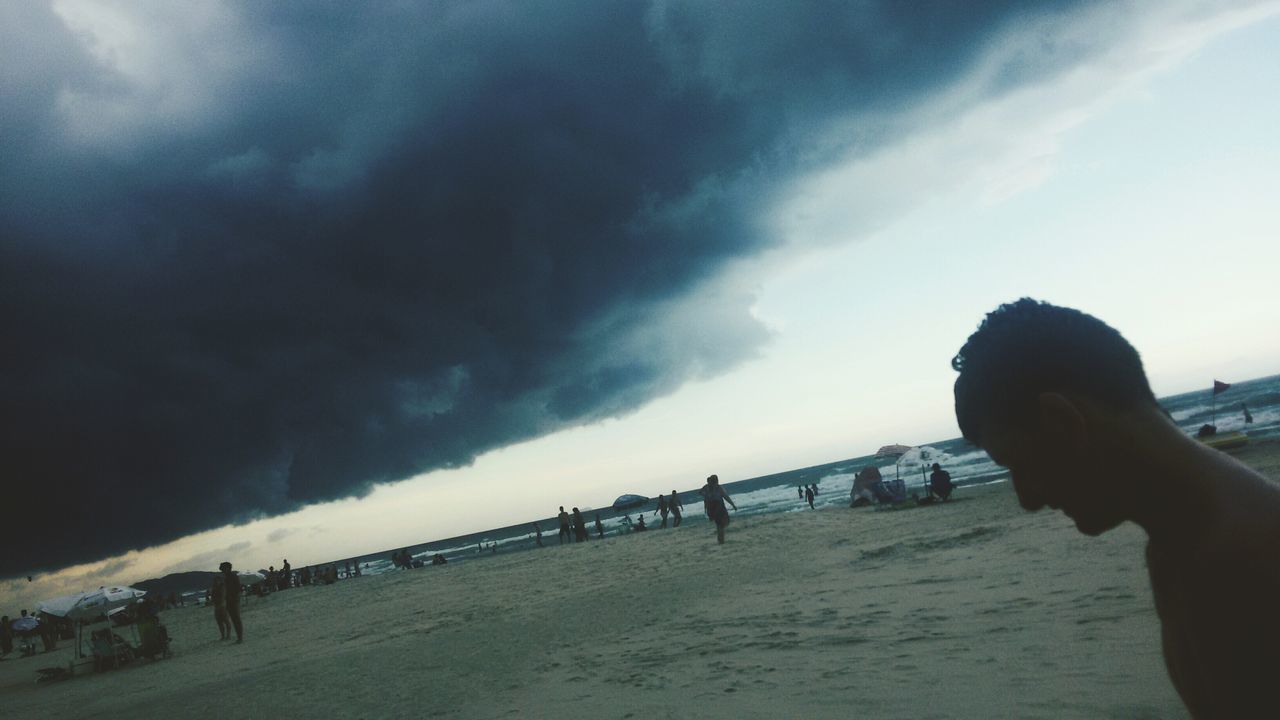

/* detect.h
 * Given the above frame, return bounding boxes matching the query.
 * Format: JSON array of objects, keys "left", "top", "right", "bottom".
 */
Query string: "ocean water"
[{"left": 328, "top": 373, "right": 1280, "bottom": 576}]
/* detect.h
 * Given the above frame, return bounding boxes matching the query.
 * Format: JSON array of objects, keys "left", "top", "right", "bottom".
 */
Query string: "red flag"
[{"left": 1213, "top": 380, "right": 1231, "bottom": 395}]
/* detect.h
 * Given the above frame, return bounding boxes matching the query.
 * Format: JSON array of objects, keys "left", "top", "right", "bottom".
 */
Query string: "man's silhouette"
[{"left": 952, "top": 298, "right": 1279, "bottom": 718}]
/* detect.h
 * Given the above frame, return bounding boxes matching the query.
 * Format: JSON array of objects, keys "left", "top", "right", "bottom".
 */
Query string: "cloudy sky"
[{"left": 3, "top": 0, "right": 1278, "bottom": 608}]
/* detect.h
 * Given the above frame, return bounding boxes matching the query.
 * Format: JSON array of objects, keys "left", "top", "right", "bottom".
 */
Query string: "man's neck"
[{"left": 1106, "top": 409, "right": 1219, "bottom": 550}]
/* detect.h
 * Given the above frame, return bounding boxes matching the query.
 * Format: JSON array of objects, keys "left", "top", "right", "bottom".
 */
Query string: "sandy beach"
[{"left": 4, "top": 439, "right": 1277, "bottom": 719}]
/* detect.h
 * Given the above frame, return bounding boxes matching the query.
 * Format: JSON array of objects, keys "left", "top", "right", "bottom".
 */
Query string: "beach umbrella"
[
  {"left": 875, "top": 444, "right": 915, "bottom": 480},
  {"left": 62, "top": 586, "right": 146, "bottom": 660},
  {"left": 65, "top": 586, "right": 146, "bottom": 622},
  {"left": 238, "top": 571, "right": 266, "bottom": 586},
  {"left": 37, "top": 592, "right": 89, "bottom": 618},
  {"left": 11, "top": 615, "right": 40, "bottom": 633}
]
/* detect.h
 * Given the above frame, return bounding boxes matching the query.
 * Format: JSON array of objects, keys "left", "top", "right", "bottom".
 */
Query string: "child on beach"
[
  {"left": 952, "top": 298, "right": 1280, "bottom": 719},
  {"left": 700, "top": 474, "right": 737, "bottom": 544}
]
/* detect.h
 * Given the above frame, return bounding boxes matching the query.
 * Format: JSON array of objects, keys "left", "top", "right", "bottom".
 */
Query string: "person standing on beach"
[
  {"left": 798, "top": 485, "right": 804, "bottom": 500},
  {"left": 654, "top": 494, "right": 669, "bottom": 528},
  {"left": 210, "top": 575, "right": 230, "bottom": 640},
  {"left": 952, "top": 298, "right": 1280, "bottom": 719},
  {"left": 804, "top": 485, "right": 815, "bottom": 509},
  {"left": 594, "top": 513, "right": 605, "bottom": 538},
  {"left": 700, "top": 474, "right": 738, "bottom": 545},
  {"left": 218, "top": 561, "right": 244, "bottom": 644},
  {"left": 532, "top": 522, "right": 544, "bottom": 546},
  {"left": 669, "top": 491, "right": 683, "bottom": 527},
  {"left": 557, "top": 506, "right": 571, "bottom": 544},
  {"left": 572, "top": 507, "right": 589, "bottom": 542}
]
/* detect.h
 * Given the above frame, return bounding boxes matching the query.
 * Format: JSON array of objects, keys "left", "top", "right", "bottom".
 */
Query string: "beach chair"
[
  {"left": 90, "top": 629, "right": 134, "bottom": 672},
  {"left": 872, "top": 479, "right": 908, "bottom": 506}
]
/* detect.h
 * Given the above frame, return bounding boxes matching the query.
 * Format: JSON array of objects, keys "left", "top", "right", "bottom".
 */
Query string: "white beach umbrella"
[
  {"left": 10, "top": 615, "right": 40, "bottom": 633},
  {"left": 238, "top": 571, "right": 266, "bottom": 586},
  {"left": 65, "top": 586, "right": 146, "bottom": 622},
  {"left": 37, "top": 592, "right": 89, "bottom": 618}
]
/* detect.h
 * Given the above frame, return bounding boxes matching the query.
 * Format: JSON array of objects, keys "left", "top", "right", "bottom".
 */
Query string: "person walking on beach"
[
  {"left": 594, "top": 513, "right": 605, "bottom": 538},
  {"left": 654, "top": 494, "right": 669, "bottom": 528},
  {"left": 532, "top": 522, "right": 544, "bottom": 547},
  {"left": 804, "top": 485, "right": 815, "bottom": 509},
  {"left": 210, "top": 575, "right": 230, "bottom": 640},
  {"left": 218, "top": 561, "right": 244, "bottom": 644},
  {"left": 669, "top": 491, "right": 683, "bottom": 527},
  {"left": 557, "top": 506, "right": 572, "bottom": 544},
  {"left": 572, "top": 507, "right": 589, "bottom": 542},
  {"left": 700, "top": 474, "right": 738, "bottom": 545},
  {"left": 952, "top": 298, "right": 1280, "bottom": 719}
]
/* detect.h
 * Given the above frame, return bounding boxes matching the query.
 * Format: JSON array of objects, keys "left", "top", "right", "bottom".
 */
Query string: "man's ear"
[{"left": 1036, "top": 392, "right": 1088, "bottom": 449}]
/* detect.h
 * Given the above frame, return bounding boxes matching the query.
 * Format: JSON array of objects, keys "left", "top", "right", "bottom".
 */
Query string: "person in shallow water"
[
  {"left": 804, "top": 485, "right": 815, "bottom": 509},
  {"left": 952, "top": 298, "right": 1280, "bottom": 719},
  {"left": 700, "top": 474, "right": 738, "bottom": 544},
  {"left": 654, "top": 494, "right": 669, "bottom": 528}
]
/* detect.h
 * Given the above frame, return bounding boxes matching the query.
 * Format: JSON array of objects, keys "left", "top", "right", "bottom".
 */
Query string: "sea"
[{"left": 325, "top": 373, "right": 1280, "bottom": 576}]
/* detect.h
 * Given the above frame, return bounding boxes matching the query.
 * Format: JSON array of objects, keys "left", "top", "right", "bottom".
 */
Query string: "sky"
[{"left": 3, "top": 0, "right": 1279, "bottom": 609}]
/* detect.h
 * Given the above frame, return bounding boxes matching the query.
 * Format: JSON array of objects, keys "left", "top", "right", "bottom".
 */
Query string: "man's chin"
[{"left": 1070, "top": 513, "right": 1120, "bottom": 536}]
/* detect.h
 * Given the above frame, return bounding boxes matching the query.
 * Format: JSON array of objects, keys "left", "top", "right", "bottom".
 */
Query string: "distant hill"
[{"left": 133, "top": 571, "right": 217, "bottom": 598}]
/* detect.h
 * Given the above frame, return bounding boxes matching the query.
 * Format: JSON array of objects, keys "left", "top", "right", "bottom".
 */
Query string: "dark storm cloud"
[{"left": 1, "top": 0, "right": 1096, "bottom": 576}]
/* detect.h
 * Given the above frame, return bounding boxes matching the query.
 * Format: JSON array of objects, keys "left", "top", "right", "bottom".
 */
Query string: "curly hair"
[{"left": 952, "top": 299, "right": 1157, "bottom": 444}]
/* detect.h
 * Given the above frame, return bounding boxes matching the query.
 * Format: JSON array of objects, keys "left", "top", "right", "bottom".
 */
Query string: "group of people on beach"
[
  {"left": 0, "top": 609, "right": 66, "bottom": 658},
  {"left": 798, "top": 483, "right": 820, "bottom": 508},
  {"left": 549, "top": 506, "right": 603, "bottom": 544},
  {"left": 541, "top": 479, "right": 737, "bottom": 546}
]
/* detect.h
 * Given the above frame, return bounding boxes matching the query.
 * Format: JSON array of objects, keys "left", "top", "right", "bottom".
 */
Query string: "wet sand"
[{"left": 3, "top": 439, "right": 1276, "bottom": 719}]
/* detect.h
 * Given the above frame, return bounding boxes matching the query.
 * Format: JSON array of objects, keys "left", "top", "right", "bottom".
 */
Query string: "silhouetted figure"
[
  {"left": 634, "top": 515, "right": 647, "bottom": 531},
  {"left": 594, "top": 513, "right": 605, "bottom": 538},
  {"left": 700, "top": 474, "right": 738, "bottom": 545},
  {"left": 532, "top": 522, "right": 544, "bottom": 546},
  {"left": 432, "top": 553, "right": 447, "bottom": 565},
  {"left": 210, "top": 575, "right": 230, "bottom": 640},
  {"left": 218, "top": 561, "right": 244, "bottom": 644},
  {"left": 928, "top": 463, "right": 954, "bottom": 501},
  {"left": 621, "top": 514, "right": 633, "bottom": 531},
  {"left": 798, "top": 485, "right": 804, "bottom": 499},
  {"left": 557, "top": 506, "right": 571, "bottom": 544},
  {"left": 810, "top": 483, "right": 819, "bottom": 496},
  {"left": 804, "top": 485, "right": 815, "bottom": 509},
  {"left": 654, "top": 494, "right": 669, "bottom": 528},
  {"left": 572, "top": 507, "right": 589, "bottom": 542},
  {"left": 952, "top": 298, "right": 1280, "bottom": 719},
  {"left": 1242, "top": 403, "right": 1253, "bottom": 424},
  {"left": 0, "top": 615, "right": 12, "bottom": 656},
  {"left": 281, "top": 559, "right": 291, "bottom": 589},
  {"left": 670, "top": 491, "right": 683, "bottom": 527}
]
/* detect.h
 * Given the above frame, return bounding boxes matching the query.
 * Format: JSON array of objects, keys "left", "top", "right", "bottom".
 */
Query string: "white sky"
[{"left": 6, "top": 5, "right": 1279, "bottom": 610}]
